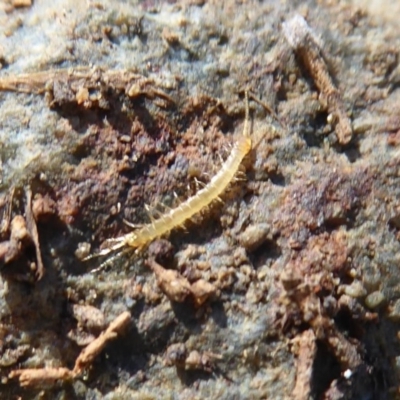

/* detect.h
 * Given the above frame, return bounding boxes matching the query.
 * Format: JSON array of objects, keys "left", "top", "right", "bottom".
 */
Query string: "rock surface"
[{"left": 0, "top": 0, "right": 400, "bottom": 399}]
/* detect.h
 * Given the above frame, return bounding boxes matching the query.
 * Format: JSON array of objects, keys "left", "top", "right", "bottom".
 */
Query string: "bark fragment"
[{"left": 283, "top": 15, "right": 353, "bottom": 145}]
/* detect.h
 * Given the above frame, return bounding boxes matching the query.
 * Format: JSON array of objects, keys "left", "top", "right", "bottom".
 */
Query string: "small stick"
[
  {"left": 25, "top": 188, "right": 45, "bottom": 280},
  {"left": 9, "top": 311, "right": 131, "bottom": 387},
  {"left": 283, "top": 15, "right": 352, "bottom": 145},
  {"left": 0, "top": 187, "right": 14, "bottom": 238},
  {"left": 291, "top": 329, "right": 316, "bottom": 400},
  {"left": 73, "top": 311, "right": 131, "bottom": 374},
  {"left": 9, "top": 368, "right": 74, "bottom": 388}
]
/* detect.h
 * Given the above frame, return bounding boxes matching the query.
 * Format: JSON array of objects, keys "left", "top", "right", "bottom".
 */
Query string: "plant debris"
[
  {"left": 164, "top": 342, "right": 222, "bottom": 373},
  {"left": 9, "top": 367, "right": 74, "bottom": 388},
  {"left": 283, "top": 15, "right": 353, "bottom": 145},
  {"left": 73, "top": 311, "right": 131, "bottom": 374},
  {"left": 291, "top": 329, "right": 316, "bottom": 400},
  {"left": 24, "top": 188, "right": 44, "bottom": 280},
  {"left": 147, "top": 258, "right": 192, "bottom": 303},
  {"left": 0, "top": 67, "right": 175, "bottom": 109},
  {"left": 9, "top": 311, "right": 131, "bottom": 388},
  {"left": 0, "top": 188, "right": 44, "bottom": 281}
]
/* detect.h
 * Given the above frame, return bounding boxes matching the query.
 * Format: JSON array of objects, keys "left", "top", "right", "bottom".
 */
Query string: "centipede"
[{"left": 91, "top": 92, "right": 252, "bottom": 261}]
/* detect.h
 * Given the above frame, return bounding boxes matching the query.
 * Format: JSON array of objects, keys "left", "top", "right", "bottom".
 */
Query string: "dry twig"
[
  {"left": 73, "top": 311, "right": 131, "bottom": 374},
  {"left": 291, "top": 329, "right": 316, "bottom": 400},
  {"left": 0, "top": 67, "right": 174, "bottom": 108},
  {"left": 25, "top": 188, "right": 45, "bottom": 280},
  {"left": 9, "top": 311, "right": 131, "bottom": 387},
  {"left": 283, "top": 15, "right": 353, "bottom": 145},
  {"left": 9, "top": 367, "right": 74, "bottom": 388}
]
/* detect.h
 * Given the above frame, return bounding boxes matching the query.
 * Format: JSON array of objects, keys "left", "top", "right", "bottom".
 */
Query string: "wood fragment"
[
  {"left": 0, "top": 214, "right": 33, "bottom": 269},
  {"left": 31, "top": 193, "right": 57, "bottom": 222},
  {"left": 12, "top": 0, "right": 32, "bottom": 7},
  {"left": 10, "top": 215, "right": 30, "bottom": 244},
  {"left": 291, "top": 329, "right": 316, "bottom": 400},
  {"left": 0, "top": 187, "right": 14, "bottom": 239},
  {"left": 147, "top": 258, "right": 191, "bottom": 303},
  {"left": 9, "top": 312, "right": 131, "bottom": 387},
  {"left": 9, "top": 367, "right": 74, "bottom": 388},
  {"left": 0, "top": 67, "right": 174, "bottom": 108},
  {"left": 25, "top": 188, "right": 44, "bottom": 280},
  {"left": 326, "top": 330, "right": 361, "bottom": 370},
  {"left": 283, "top": 15, "right": 352, "bottom": 145},
  {"left": 73, "top": 311, "right": 131, "bottom": 374}
]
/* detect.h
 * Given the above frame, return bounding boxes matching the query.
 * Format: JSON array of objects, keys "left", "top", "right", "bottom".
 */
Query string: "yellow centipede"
[{"left": 95, "top": 93, "right": 252, "bottom": 259}]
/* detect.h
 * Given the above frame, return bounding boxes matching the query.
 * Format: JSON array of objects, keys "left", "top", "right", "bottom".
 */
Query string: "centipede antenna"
[
  {"left": 90, "top": 246, "right": 132, "bottom": 273},
  {"left": 102, "top": 237, "right": 125, "bottom": 245},
  {"left": 82, "top": 252, "right": 100, "bottom": 262},
  {"left": 82, "top": 236, "right": 127, "bottom": 262}
]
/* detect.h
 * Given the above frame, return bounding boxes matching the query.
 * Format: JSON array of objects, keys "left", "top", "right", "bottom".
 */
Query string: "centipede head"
[
  {"left": 89, "top": 246, "right": 134, "bottom": 273},
  {"left": 82, "top": 232, "right": 133, "bottom": 263}
]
